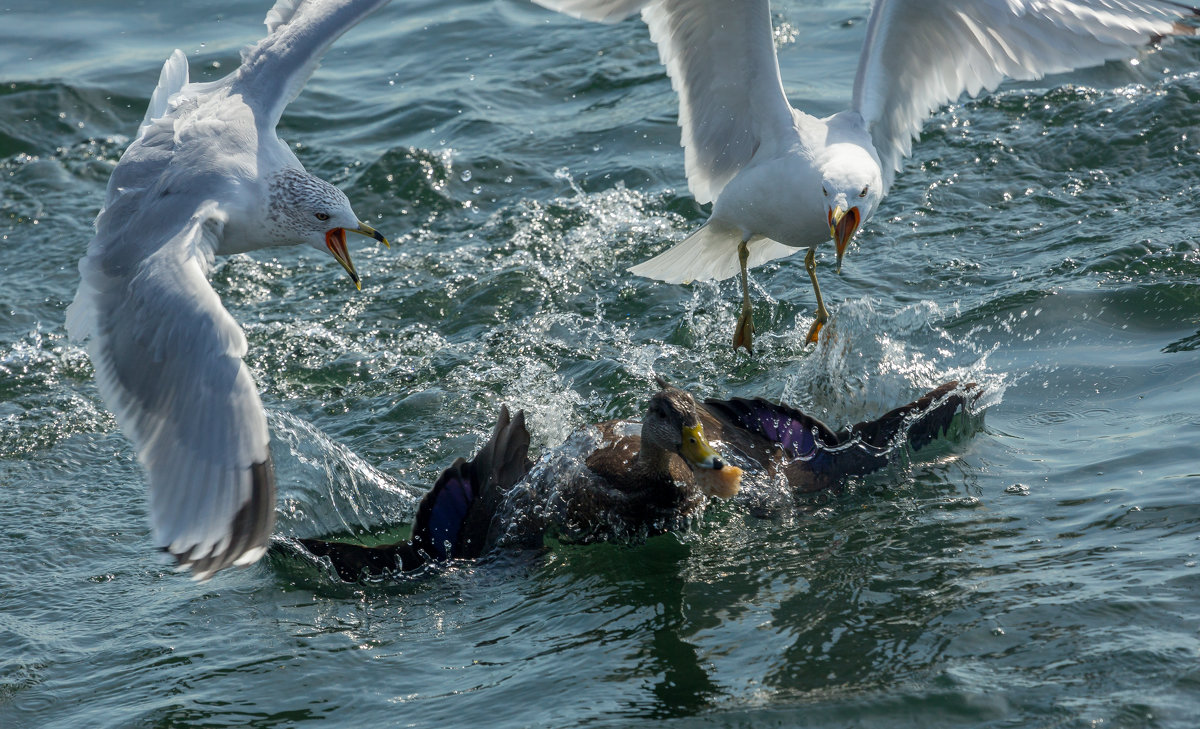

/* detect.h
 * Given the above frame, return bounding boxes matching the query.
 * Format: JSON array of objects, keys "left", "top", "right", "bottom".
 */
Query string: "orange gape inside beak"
[
  {"left": 829, "top": 206, "right": 861, "bottom": 273},
  {"left": 325, "top": 228, "right": 360, "bottom": 289}
]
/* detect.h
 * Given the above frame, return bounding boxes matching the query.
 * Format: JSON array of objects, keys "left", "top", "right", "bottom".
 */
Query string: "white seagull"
[
  {"left": 66, "top": 0, "right": 392, "bottom": 580},
  {"left": 533, "top": 0, "right": 1197, "bottom": 351}
]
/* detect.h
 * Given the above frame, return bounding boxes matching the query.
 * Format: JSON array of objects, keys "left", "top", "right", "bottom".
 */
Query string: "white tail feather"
[{"left": 628, "top": 222, "right": 800, "bottom": 284}]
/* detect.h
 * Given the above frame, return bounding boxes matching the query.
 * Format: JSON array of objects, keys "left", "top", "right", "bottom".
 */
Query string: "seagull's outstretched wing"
[
  {"left": 532, "top": 0, "right": 797, "bottom": 204},
  {"left": 234, "top": 0, "right": 390, "bottom": 131},
  {"left": 853, "top": 0, "right": 1198, "bottom": 191},
  {"left": 69, "top": 201, "right": 274, "bottom": 580}
]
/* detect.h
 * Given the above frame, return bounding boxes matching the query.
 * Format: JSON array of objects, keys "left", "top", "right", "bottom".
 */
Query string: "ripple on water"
[{"left": 9, "top": 3, "right": 1200, "bottom": 728}]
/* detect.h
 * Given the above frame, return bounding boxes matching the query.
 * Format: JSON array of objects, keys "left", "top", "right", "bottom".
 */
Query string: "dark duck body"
[
  {"left": 699, "top": 379, "right": 978, "bottom": 493},
  {"left": 300, "top": 380, "right": 978, "bottom": 581}
]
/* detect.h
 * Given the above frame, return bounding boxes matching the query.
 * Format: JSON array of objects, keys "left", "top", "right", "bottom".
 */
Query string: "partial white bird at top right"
[{"left": 530, "top": 0, "right": 1198, "bottom": 352}]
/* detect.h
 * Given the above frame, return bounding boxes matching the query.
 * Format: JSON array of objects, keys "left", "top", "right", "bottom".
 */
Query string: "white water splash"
[
  {"left": 780, "top": 297, "right": 1007, "bottom": 426},
  {"left": 268, "top": 409, "right": 415, "bottom": 540}
]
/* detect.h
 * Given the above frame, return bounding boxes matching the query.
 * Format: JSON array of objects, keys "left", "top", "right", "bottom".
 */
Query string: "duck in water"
[{"left": 300, "top": 380, "right": 978, "bottom": 580}]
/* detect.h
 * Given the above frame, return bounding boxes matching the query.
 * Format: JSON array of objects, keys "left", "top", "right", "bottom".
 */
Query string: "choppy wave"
[{"left": 7, "top": 3, "right": 1200, "bottom": 727}]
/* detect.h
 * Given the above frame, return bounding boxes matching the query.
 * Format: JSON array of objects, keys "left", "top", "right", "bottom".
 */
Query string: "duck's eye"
[
  {"left": 859, "top": 186, "right": 869, "bottom": 197},
  {"left": 315, "top": 212, "right": 330, "bottom": 221}
]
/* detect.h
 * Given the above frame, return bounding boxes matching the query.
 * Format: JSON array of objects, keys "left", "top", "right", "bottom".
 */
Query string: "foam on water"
[{"left": 771, "top": 298, "right": 1006, "bottom": 425}]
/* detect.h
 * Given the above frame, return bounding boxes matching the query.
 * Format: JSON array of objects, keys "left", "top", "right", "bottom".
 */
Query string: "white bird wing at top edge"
[
  {"left": 853, "top": 0, "right": 1198, "bottom": 192},
  {"left": 532, "top": 0, "right": 798, "bottom": 205},
  {"left": 233, "top": 0, "right": 391, "bottom": 131},
  {"left": 69, "top": 198, "right": 275, "bottom": 581}
]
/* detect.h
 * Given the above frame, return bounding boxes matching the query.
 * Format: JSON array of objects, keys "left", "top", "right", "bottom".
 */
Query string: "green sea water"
[{"left": 3, "top": 1, "right": 1200, "bottom": 727}]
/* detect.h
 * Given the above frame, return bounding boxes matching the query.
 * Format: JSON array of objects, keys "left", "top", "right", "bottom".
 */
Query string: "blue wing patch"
[
  {"left": 703, "top": 397, "right": 841, "bottom": 472},
  {"left": 413, "top": 458, "right": 476, "bottom": 561}
]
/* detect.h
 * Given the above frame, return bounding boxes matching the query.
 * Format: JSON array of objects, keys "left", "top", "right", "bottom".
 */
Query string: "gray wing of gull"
[
  {"left": 233, "top": 0, "right": 391, "bottom": 131},
  {"left": 853, "top": 0, "right": 1199, "bottom": 192},
  {"left": 69, "top": 197, "right": 274, "bottom": 580},
  {"left": 531, "top": 0, "right": 797, "bottom": 205}
]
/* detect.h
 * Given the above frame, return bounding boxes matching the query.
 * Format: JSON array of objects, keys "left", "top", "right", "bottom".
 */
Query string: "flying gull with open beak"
[{"left": 67, "top": 0, "right": 392, "bottom": 579}]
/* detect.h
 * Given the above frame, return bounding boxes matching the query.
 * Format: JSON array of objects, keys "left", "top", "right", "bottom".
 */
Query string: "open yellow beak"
[
  {"left": 680, "top": 423, "right": 742, "bottom": 499},
  {"left": 325, "top": 222, "right": 390, "bottom": 291},
  {"left": 828, "top": 206, "right": 861, "bottom": 274}
]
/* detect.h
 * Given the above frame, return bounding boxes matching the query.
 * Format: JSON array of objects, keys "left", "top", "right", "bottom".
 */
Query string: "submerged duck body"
[
  {"left": 301, "top": 386, "right": 739, "bottom": 579},
  {"left": 300, "top": 380, "right": 979, "bottom": 581},
  {"left": 526, "top": 385, "right": 745, "bottom": 545}
]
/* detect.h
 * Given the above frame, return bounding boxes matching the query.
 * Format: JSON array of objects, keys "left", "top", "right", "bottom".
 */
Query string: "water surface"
[{"left": 3, "top": 1, "right": 1200, "bottom": 727}]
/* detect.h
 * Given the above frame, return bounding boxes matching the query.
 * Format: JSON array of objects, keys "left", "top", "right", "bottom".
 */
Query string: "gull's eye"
[
  {"left": 822, "top": 186, "right": 829, "bottom": 196},
  {"left": 315, "top": 212, "right": 330, "bottom": 222},
  {"left": 859, "top": 186, "right": 869, "bottom": 197}
]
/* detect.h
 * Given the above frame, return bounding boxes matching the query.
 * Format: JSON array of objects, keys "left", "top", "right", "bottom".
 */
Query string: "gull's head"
[
  {"left": 268, "top": 169, "right": 389, "bottom": 290},
  {"left": 820, "top": 147, "right": 882, "bottom": 273}
]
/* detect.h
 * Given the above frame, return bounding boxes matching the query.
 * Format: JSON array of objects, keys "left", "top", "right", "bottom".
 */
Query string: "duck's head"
[
  {"left": 820, "top": 145, "right": 882, "bottom": 273},
  {"left": 643, "top": 385, "right": 742, "bottom": 499},
  {"left": 268, "top": 169, "right": 389, "bottom": 289}
]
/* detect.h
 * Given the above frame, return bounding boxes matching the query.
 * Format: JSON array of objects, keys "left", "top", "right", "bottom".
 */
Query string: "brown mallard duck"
[
  {"left": 301, "top": 385, "right": 741, "bottom": 579},
  {"left": 300, "top": 380, "right": 978, "bottom": 581}
]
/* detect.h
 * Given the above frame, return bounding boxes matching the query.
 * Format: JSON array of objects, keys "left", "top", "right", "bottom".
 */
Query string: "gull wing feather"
[
  {"left": 234, "top": 0, "right": 390, "bottom": 131},
  {"left": 69, "top": 198, "right": 274, "bottom": 580},
  {"left": 139, "top": 49, "right": 190, "bottom": 139},
  {"left": 533, "top": 0, "right": 797, "bottom": 204},
  {"left": 853, "top": 0, "right": 1198, "bottom": 191}
]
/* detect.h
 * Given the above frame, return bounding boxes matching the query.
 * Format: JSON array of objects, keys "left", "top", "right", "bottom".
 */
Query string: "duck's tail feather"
[
  {"left": 628, "top": 222, "right": 796, "bottom": 284},
  {"left": 830, "top": 381, "right": 980, "bottom": 477},
  {"left": 411, "top": 406, "right": 532, "bottom": 561}
]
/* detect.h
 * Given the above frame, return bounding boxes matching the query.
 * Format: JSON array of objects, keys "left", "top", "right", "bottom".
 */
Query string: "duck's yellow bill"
[{"left": 680, "top": 424, "right": 742, "bottom": 499}]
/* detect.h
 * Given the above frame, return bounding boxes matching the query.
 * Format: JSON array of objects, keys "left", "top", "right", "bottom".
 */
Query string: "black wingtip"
[
  {"left": 1148, "top": 3, "right": 1200, "bottom": 44},
  {"left": 170, "top": 455, "right": 277, "bottom": 581}
]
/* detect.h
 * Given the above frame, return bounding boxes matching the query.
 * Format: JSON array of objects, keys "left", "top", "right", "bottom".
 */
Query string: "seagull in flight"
[
  {"left": 532, "top": 0, "right": 1198, "bottom": 351},
  {"left": 67, "top": 0, "right": 392, "bottom": 579}
]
